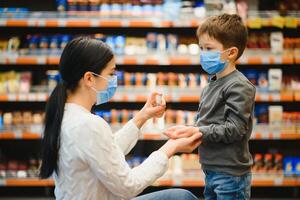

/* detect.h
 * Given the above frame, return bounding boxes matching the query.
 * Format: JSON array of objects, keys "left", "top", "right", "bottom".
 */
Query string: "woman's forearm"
[{"left": 132, "top": 111, "right": 148, "bottom": 129}]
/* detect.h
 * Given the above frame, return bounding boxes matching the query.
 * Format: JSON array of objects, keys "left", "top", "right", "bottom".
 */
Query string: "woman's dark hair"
[{"left": 40, "top": 37, "right": 113, "bottom": 179}]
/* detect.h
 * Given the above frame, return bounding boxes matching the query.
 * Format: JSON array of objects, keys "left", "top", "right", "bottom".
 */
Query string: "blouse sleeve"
[
  {"left": 78, "top": 116, "right": 169, "bottom": 199},
  {"left": 114, "top": 120, "right": 140, "bottom": 155}
]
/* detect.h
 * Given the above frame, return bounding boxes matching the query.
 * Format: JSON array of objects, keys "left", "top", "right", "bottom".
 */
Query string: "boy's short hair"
[{"left": 197, "top": 13, "right": 248, "bottom": 60}]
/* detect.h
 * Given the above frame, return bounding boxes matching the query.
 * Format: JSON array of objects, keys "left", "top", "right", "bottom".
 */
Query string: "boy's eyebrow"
[{"left": 199, "top": 42, "right": 215, "bottom": 46}]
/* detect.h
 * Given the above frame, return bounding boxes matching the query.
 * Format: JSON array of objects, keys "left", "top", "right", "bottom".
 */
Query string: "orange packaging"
[
  {"left": 122, "top": 110, "right": 129, "bottom": 124},
  {"left": 111, "top": 109, "right": 118, "bottom": 125},
  {"left": 136, "top": 73, "right": 143, "bottom": 86},
  {"left": 189, "top": 74, "right": 197, "bottom": 88},
  {"left": 168, "top": 73, "right": 176, "bottom": 86},
  {"left": 178, "top": 74, "right": 186, "bottom": 88},
  {"left": 157, "top": 72, "right": 164, "bottom": 86},
  {"left": 124, "top": 72, "right": 131, "bottom": 86},
  {"left": 165, "top": 110, "right": 173, "bottom": 124},
  {"left": 176, "top": 110, "right": 185, "bottom": 124}
]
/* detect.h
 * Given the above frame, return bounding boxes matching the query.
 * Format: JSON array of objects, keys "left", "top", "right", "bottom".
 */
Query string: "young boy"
[{"left": 165, "top": 14, "right": 256, "bottom": 200}]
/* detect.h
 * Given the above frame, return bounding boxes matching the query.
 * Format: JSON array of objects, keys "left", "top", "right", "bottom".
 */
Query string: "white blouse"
[{"left": 54, "top": 103, "right": 169, "bottom": 200}]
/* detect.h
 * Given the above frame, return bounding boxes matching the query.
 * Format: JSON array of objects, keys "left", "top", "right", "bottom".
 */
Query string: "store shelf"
[
  {"left": 0, "top": 16, "right": 299, "bottom": 28},
  {"left": 0, "top": 93, "right": 48, "bottom": 102},
  {"left": 255, "top": 92, "right": 295, "bottom": 102},
  {"left": 1, "top": 132, "right": 299, "bottom": 140},
  {"left": 251, "top": 133, "right": 300, "bottom": 140},
  {"left": 0, "top": 18, "right": 173, "bottom": 28},
  {"left": 0, "top": 132, "right": 41, "bottom": 140},
  {"left": 0, "top": 92, "right": 299, "bottom": 103},
  {"left": 142, "top": 132, "right": 300, "bottom": 140},
  {"left": 0, "top": 54, "right": 298, "bottom": 65},
  {"left": 1, "top": 177, "right": 299, "bottom": 187},
  {"left": 155, "top": 178, "right": 300, "bottom": 187},
  {"left": 0, "top": 178, "right": 54, "bottom": 187}
]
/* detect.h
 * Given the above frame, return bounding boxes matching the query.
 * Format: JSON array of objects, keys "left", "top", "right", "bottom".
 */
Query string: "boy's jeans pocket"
[{"left": 203, "top": 170, "right": 251, "bottom": 200}]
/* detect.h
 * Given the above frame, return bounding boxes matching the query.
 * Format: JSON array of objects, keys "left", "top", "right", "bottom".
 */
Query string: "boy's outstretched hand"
[{"left": 164, "top": 125, "right": 203, "bottom": 140}]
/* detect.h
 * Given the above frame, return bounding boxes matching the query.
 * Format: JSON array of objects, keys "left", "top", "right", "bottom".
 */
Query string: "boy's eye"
[
  {"left": 206, "top": 47, "right": 212, "bottom": 51},
  {"left": 199, "top": 46, "right": 203, "bottom": 51}
]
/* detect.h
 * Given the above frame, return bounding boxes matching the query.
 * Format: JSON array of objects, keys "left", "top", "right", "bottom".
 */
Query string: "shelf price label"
[
  {"left": 0, "top": 19, "right": 6, "bottom": 26},
  {"left": 14, "top": 129, "right": 23, "bottom": 139},
  {"left": 274, "top": 178, "right": 283, "bottom": 186},
  {"left": 248, "top": 17, "right": 262, "bottom": 29},
  {"left": 272, "top": 16, "right": 285, "bottom": 28},
  {"left": 0, "top": 179, "right": 5, "bottom": 186},
  {"left": 285, "top": 17, "right": 297, "bottom": 28}
]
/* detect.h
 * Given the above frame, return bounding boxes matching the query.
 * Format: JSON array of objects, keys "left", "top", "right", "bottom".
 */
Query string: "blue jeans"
[
  {"left": 133, "top": 189, "right": 198, "bottom": 200},
  {"left": 203, "top": 170, "right": 251, "bottom": 200}
]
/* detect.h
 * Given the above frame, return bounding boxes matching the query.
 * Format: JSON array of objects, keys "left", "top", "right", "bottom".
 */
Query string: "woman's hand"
[
  {"left": 159, "top": 132, "right": 202, "bottom": 158},
  {"left": 133, "top": 92, "right": 166, "bottom": 129},
  {"left": 164, "top": 125, "right": 201, "bottom": 139}
]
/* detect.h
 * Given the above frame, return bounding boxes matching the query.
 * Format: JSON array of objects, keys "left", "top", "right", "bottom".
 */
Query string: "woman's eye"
[{"left": 207, "top": 47, "right": 212, "bottom": 51}]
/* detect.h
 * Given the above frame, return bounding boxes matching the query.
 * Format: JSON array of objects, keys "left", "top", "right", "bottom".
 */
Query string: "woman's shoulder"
[
  {"left": 76, "top": 112, "right": 110, "bottom": 131},
  {"left": 63, "top": 108, "right": 111, "bottom": 136}
]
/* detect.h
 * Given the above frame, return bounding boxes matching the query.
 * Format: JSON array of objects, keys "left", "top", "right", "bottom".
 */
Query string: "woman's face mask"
[{"left": 91, "top": 72, "right": 118, "bottom": 105}]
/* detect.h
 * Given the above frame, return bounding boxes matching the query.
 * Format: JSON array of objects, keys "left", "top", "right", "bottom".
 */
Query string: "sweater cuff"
[
  {"left": 149, "top": 151, "right": 169, "bottom": 170},
  {"left": 199, "top": 126, "right": 210, "bottom": 142},
  {"left": 125, "top": 119, "right": 140, "bottom": 133}
]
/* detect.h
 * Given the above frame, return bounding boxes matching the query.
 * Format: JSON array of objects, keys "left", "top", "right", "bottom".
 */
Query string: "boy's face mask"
[
  {"left": 91, "top": 72, "right": 118, "bottom": 105},
  {"left": 200, "top": 49, "right": 231, "bottom": 75}
]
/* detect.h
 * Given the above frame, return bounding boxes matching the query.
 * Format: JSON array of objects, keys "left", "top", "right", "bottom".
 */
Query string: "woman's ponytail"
[{"left": 40, "top": 83, "right": 67, "bottom": 178}]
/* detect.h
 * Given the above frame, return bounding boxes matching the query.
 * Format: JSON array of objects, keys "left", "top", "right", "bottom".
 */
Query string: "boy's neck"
[{"left": 216, "top": 62, "right": 236, "bottom": 79}]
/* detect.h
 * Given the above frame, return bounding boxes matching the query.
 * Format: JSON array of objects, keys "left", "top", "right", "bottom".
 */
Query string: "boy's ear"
[{"left": 227, "top": 47, "right": 239, "bottom": 61}]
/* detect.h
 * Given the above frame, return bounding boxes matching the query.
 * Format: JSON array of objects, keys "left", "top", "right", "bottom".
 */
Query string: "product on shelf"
[
  {"left": 247, "top": 33, "right": 300, "bottom": 56},
  {"left": 241, "top": 68, "right": 300, "bottom": 94},
  {"left": 269, "top": 105, "right": 283, "bottom": 128},
  {"left": 254, "top": 104, "right": 300, "bottom": 134},
  {"left": 252, "top": 153, "right": 300, "bottom": 178},
  {"left": 26, "top": 35, "right": 72, "bottom": 55},
  {"left": 2, "top": 33, "right": 300, "bottom": 61},
  {"left": 0, "top": 70, "right": 64, "bottom": 95},
  {"left": 0, "top": 8, "right": 28, "bottom": 19},
  {"left": 0, "top": 71, "right": 32, "bottom": 94},
  {"left": 252, "top": 153, "right": 285, "bottom": 176},
  {"left": 252, "top": 154, "right": 264, "bottom": 172},
  {"left": 118, "top": 71, "right": 206, "bottom": 88},
  {"left": 0, "top": 37, "right": 20, "bottom": 52},
  {"left": 268, "top": 69, "right": 282, "bottom": 92},
  {"left": 14, "top": 33, "right": 197, "bottom": 56},
  {"left": 0, "top": 111, "right": 44, "bottom": 134},
  {"left": 284, "top": 157, "right": 300, "bottom": 176},
  {"left": 95, "top": 109, "right": 198, "bottom": 135},
  {"left": 247, "top": 33, "right": 270, "bottom": 49},
  {"left": 47, "top": 70, "right": 61, "bottom": 91},
  {"left": 56, "top": 0, "right": 165, "bottom": 16},
  {"left": 0, "top": 158, "right": 40, "bottom": 179},
  {"left": 127, "top": 153, "right": 201, "bottom": 176},
  {"left": 271, "top": 32, "right": 284, "bottom": 54}
]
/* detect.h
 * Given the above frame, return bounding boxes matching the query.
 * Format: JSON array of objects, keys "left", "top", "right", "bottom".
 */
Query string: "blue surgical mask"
[
  {"left": 91, "top": 73, "right": 118, "bottom": 105},
  {"left": 200, "top": 50, "right": 230, "bottom": 75}
]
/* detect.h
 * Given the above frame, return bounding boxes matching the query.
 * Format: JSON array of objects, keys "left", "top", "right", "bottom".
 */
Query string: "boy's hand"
[{"left": 164, "top": 125, "right": 203, "bottom": 140}]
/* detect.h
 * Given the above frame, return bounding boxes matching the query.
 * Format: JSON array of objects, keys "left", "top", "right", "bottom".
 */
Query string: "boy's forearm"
[{"left": 198, "top": 118, "right": 248, "bottom": 144}]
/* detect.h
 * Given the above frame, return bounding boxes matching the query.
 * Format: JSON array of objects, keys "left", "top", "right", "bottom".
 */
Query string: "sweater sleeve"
[
  {"left": 199, "top": 82, "right": 256, "bottom": 144},
  {"left": 114, "top": 120, "right": 140, "bottom": 155},
  {"left": 79, "top": 117, "right": 169, "bottom": 199}
]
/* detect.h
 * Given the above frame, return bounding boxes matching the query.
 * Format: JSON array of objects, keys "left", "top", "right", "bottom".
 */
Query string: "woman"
[{"left": 40, "top": 37, "right": 201, "bottom": 200}]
